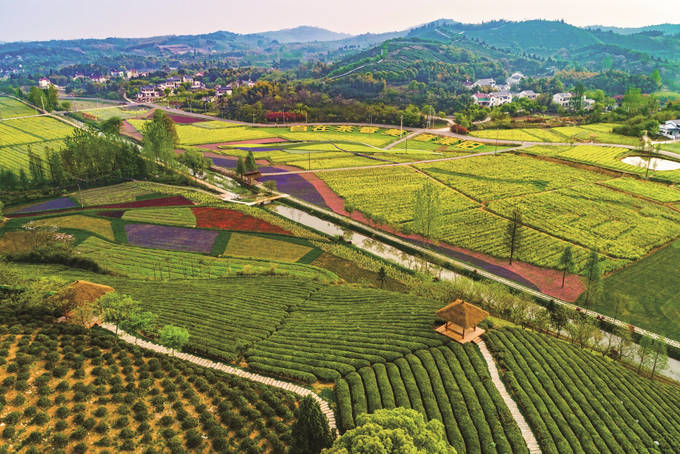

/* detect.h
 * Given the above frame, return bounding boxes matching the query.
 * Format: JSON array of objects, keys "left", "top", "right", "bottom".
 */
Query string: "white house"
[
  {"left": 517, "top": 90, "right": 538, "bottom": 100},
  {"left": 506, "top": 72, "right": 525, "bottom": 86},
  {"left": 38, "top": 77, "right": 51, "bottom": 89},
  {"left": 110, "top": 70, "right": 124, "bottom": 79},
  {"left": 552, "top": 92, "right": 573, "bottom": 107},
  {"left": 191, "top": 80, "right": 206, "bottom": 90},
  {"left": 472, "top": 78, "right": 496, "bottom": 89},
  {"left": 126, "top": 69, "right": 139, "bottom": 79},
  {"left": 660, "top": 120, "right": 680, "bottom": 139},
  {"left": 473, "top": 91, "right": 513, "bottom": 107},
  {"left": 90, "top": 74, "right": 108, "bottom": 84},
  {"left": 136, "top": 85, "right": 160, "bottom": 102}
]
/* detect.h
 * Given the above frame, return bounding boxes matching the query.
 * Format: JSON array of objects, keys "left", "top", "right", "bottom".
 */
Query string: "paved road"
[{"left": 101, "top": 323, "right": 337, "bottom": 433}]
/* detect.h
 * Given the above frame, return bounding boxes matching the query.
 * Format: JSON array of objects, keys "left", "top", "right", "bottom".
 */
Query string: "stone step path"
[
  {"left": 474, "top": 337, "right": 541, "bottom": 453},
  {"left": 101, "top": 324, "right": 336, "bottom": 434}
]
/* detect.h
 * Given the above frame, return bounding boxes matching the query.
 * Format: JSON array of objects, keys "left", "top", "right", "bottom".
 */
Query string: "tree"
[
  {"left": 100, "top": 117, "right": 123, "bottom": 135},
  {"left": 235, "top": 157, "right": 246, "bottom": 178},
  {"left": 566, "top": 311, "right": 597, "bottom": 348},
  {"left": 96, "top": 293, "right": 140, "bottom": 337},
  {"left": 604, "top": 293, "right": 631, "bottom": 356},
  {"left": 612, "top": 325, "right": 634, "bottom": 361},
  {"left": 27, "top": 146, "right": 45, "bottom": 185},
  {"left": 47, "top": 150, "right": 66, "bottom": 186},
  {"left": 582, "top": 251, "right": 602, "bottom": 305},
  {"left": 159, "top": 325, "right": 189, "bottom": 356},
  {"left": 142, "top": 110, "right": 178, "bottom": 166},
  {"left": 245, "top": 150, "right": 258, "bottom": 172},
  {"left": 558, "top": 246, "right": 575, "bottom": 288},
  {"left": 291, "top": 395, "right": 333, "bottom": 454},
  {"left": 377, "top": 267, "right": 387, "bottom": 289},
  {"left": 637, "top": 335, "right": 654, "bottom": 374},
  {"left": 120, "top": 310, "right": 156, "bottom": 344},
  {"left": 323, "top": 408, "right": 456, "bottom": 454},
  {"left": 505, "top": 209, "right": 523, "bottom": 265},
  {"left": 413, "top": 182, "right": 442, "bottom": 237},
  {"left": 178, "top": 150, "right": 210, "bottom": 176},
  {"left": 650, "top": 338, "right": 669, "bottom": 379}
]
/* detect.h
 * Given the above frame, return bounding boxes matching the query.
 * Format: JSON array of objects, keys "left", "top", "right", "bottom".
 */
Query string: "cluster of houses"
[
  {"left": 468, "top": 72, "right": 595, "bottom": 110},
  {"left": 136, "top": 77, "right": 254, "bottom": 102}
]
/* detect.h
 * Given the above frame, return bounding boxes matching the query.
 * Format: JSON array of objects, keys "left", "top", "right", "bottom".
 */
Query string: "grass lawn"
[{"left": 601, "top": 239, "right": 680, "bottom": 341}]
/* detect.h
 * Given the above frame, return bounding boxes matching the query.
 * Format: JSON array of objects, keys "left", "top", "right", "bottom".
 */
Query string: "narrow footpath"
[
  {"left": 474, "top": 338, "right": 542, "bottom": 453},
  {"left": 101, "top": 323, "right": 337, "bottom": 434}
]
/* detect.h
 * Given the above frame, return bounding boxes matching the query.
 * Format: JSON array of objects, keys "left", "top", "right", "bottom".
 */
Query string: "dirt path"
[
  {"left": 101, "top": 323, "right": 337, "bottom": 434},
  {"left": 474, "top": 338, "right": 541, "bottom": 453}
]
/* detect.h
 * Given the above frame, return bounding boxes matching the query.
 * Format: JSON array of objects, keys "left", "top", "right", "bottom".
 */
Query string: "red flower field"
[{"left": 192, "top": 207, "right": 289, "bottom": 234}]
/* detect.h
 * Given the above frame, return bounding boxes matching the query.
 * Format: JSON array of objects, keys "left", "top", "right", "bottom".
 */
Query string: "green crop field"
[
  {"left": 72, "top": 182, "right": 163, "bottom": 206},
  {"left": 524, "top": 145, "right": 680, "bottom": 182},
  {"left": 0, "top": 140, "right": 64, "bottom": 173},
  {"left": 417, "top": 154, "right": 609, "bottom": 202},
  {"left": 600, "top": 177, "right": 680, "bottom": 202},
  {"left": 30, "top": 214, "right": 115, "bottom": 240},
  {"left": 74, "top": 236, "right": 335, "bottom": 282},
  {"left": 0, "top": 96, "right": 39, "bottom": 118},
  {"left": 335, "top": 344, "right": 528, "bottom": 453},
  {"left": 602, "top": 239, "right": 680, "bottom": 341},
  {"left": 486, "top": 327, "right": 680, "bottom": 453},
  {"left": 486, "top": 183, "right": 680, "bottom": 261},
  {"left": 122, "top": 207, "right": 197, "bottom": 227},
  {"left": 223, "top": 232, "right": 315, "bottom": 262},
  {"left": 471, "top": 123, "right": 640, "bottom": 146},
  {"left": 319, "top": 166, "right": 478, "bottom": 224},
  {"left": 661, "top": 142, "right": 680, "bottom": 153},
  {"left": 317, "top": 163, "right": 623, "bottom": 272}
]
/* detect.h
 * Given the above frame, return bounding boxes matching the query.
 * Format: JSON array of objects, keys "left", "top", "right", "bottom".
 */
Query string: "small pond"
[{"left": 622, "top": 156, "right": 680, "bottom": 171}]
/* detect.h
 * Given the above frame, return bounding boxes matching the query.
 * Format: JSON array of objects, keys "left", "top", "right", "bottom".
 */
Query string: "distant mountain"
[
  {"left": 251, "top": 26, "right": 352, "bottom": 43},
  {"left": 586, "top": 24, "right": 680, "bottom": 36}
]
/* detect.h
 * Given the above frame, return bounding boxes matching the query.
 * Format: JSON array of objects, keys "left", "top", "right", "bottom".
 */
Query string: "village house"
[
  {"left": 517, "top": 90, "right": 538, "bottom": 100},
  {"left": 71, "top": 73, "right": 85, "bottom": 81},
  {"left": 472, "top": 91, "right": 513, "bottom": 107},
  {"left": 472, "top": 78, "right": 496, "bottom": 89},
  {"left": 126, "top": 69, "right": 139, "bottom": 79},
  {"left": 136, "top": 85, "right": 161, "bottom": 102},
  {"left": 660, "top": 120, "right": 680, "bottom": 139},
  {"left": 110, "top": 70, "right": 125, "bottom": 78},
  {"left": 506, "top": 72, "right": 525, "bottom": 86},
  {"left": 38, "top": 77, "right": 51, "bottom": 89},
  {"left": 191, "top": 80, "right": 206, "bottom": 90},
  {"left": 90, "top": 74, "right": 108, "bottom": 84},
  {"left": 552, "top": 92, "right": 573, "bottom": 107}
]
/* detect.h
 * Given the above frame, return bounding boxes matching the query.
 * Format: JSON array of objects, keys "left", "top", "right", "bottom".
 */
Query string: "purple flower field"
[
  {"left": 259, "top": 172, "right": 328, "bottom": 208},
  {"left": 12, "top": 197, "right": 78, "bottom": 214},
  {"left": 209, "top": 157, "right": 237, "bottom": 168},
  {"left": 234, "top": 147, "right": 282, "bottom": 152},
  {"left": 125, "top": 224, "right": 218, "bottom": 253}
]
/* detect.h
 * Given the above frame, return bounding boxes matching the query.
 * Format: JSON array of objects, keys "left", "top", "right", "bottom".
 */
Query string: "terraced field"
[
  {"left": 74, "top": 236, "right": 335, "bottom": 281},
  {"left": 335, "top": 344, "right": 528, "bottom": 453},
  {"left": 599, "top": 177, "right": 680, "bottom": 202},
  {"left": 486, "top": 327, "right": 680, "bottom": 454}
]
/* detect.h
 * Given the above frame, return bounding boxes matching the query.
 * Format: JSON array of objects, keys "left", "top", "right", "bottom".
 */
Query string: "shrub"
[
  {"left": 51, "top": 433, "right": 68, "bottom": 448},
  {"left": 2, "top": 426, "right": 15, "bottom": 440},
  {"left": 70, "top": 427, "right": 87, "bottom": 441},
  {"left": 120, "top": 439, "right": 135, "bottom": 451},
  {"left": 24, "top": 430, "right": 42, "bottom": 444},
  {"left": 3, "top": 411, "right": 21, "bottom": 425},
  {"left": 184, "top": 429, "right": 203, "bottom": 449},
  {"left": 94, "top": 406, "right": 108, "bottom": 418},
  {"left": 73, "top": 442, "right": 88, "bottom": 454},
  {"left": 32, "top": 412, "right": 49, "bottom": 425},
  {"left": 55, "top": 406, "right": 70, "bottom": 419},
  {"left": 54, "top": 420, "right": 68, "bottom": 431}
]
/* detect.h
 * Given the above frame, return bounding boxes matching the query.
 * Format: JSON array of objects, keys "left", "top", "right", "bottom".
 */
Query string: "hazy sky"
[{"left": 0, "top": 0, "right": 678, "bottom": 42}]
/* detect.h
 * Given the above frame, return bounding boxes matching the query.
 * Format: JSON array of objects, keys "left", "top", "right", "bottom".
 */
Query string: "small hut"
[
  {"left": 435, "top": 299, "right": 489, "bottom": 343},
  {"left": 53, "top": 280, "right": 114, "bottom": 327}
]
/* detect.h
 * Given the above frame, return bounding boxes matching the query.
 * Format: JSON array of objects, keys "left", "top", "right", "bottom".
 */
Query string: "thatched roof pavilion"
[{"left": 435, "top": 299, "right": 489, "bottom": 343}]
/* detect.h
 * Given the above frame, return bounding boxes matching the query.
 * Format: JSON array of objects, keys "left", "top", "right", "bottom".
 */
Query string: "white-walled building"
[
  {"left": 38, "top": 77, "right": 51, "bottom": 89},
  {"left": 660, "top": 120, "right": 680, "bottom": 139}
]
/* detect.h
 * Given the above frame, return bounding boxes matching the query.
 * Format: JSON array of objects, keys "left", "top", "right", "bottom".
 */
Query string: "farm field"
[
  {"left": 122, "top": 207, "right": 197, "bottom": 227},
  {"left": 0, "top": 96, "right": 38, "bottom": 118},
  {"left": 334, "top": 343, "right": 528, "bottom": 453},
  {"left": 29, "top": 214, "right": 115, "bottom": 241},
  {"left": 223, "top": 232, "right": 317, "bottom": 262},
  {"left": 416, "top": 154, "right": 609, "bottom": 202},
  {"left": 0, "top": 140, "right": 65, "bottom": 173},
  {"left": 661, "top": 142, "right": 680, "bottom": 153},
  {"left": 0, "top": 313, "right": 300, "bottom": 453},
  {"left": 316, "top": 164, "right": 624, "bottom": 272},
  {"left": 599, "top": 177, "right": 680, "bottom": 202},
  {"left": 486, "top": 183, "right": 680, "bottom": 260},
  {"left": 470, "top": 123, "right": 640, "bottom": 146},
  {"left": 486, "top": 327, "right": 680, "bottom": 453},
  {"left": 524, "top": 145, "right": 680, "bottom": 182},
  {"left": 74, "top": 236, "right": 335, "bottom": 281},
  {"left": 601, "top": 239, "right": 680, "bottom": 341}
]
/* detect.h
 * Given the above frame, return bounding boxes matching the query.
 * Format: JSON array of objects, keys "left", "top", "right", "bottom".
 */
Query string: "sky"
[{"left": 0, "top": 0, "right": 678, "bottom": 42}]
